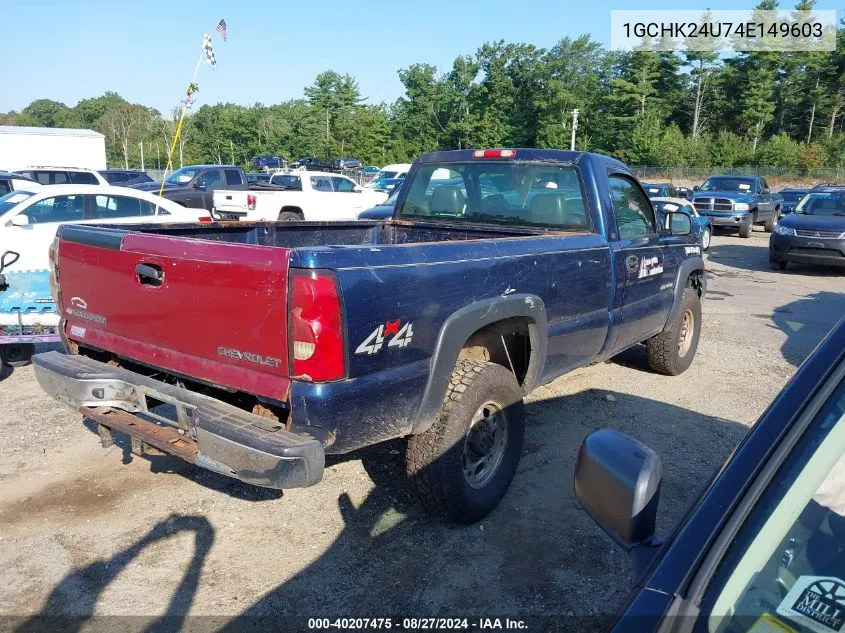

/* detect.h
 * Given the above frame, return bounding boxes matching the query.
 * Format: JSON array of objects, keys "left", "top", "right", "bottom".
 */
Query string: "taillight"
[
  {"left": 198, "top": 216, "right": 213, "bottom": 223},
  {"left": 472, "top": 149, "right": 516, "bottom": 159},
  {"left": 247, "top": 194, "right": 256, "bottom": 211},
  {"left": 289, "top": 269, "right": 345, "bottom": 381}
]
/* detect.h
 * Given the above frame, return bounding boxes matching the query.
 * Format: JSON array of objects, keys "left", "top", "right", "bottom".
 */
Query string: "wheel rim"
[
  {"left": 462, "top": 401, "right": 508, "bottom": 489},
  {"left": 702, "top": 229, "right": 711, "bottom": 250},
  {"left": 678, "top": 309, "right": 695, "bottom": 357}
]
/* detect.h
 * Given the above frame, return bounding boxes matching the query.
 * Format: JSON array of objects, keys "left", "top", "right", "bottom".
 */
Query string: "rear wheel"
[
  {"left": 646, "top": 287, "right": 701, "bottom": 376},
  {"left": 406, "top": 359, "right": 525, "bottom": 523},
  {"left": 0, "top": 343, "right": 35, "bottom": 367},
  {"left": 277, "top": 211, "right": 301, "bottom": 222}
]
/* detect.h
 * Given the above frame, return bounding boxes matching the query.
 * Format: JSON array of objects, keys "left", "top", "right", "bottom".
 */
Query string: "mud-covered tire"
[
  {"left": 646, "top": 287, "right": 701, "bottom": 376},
  {"left": 277, "top": 211, "right": 301, "bottom": 222},
  {"left": 738, "top": 217, "right": 753, "bottom": 238},
  {"left": 406, "top": 359, "right": 525, "bottom": 523},
  {"left": 0, "top": 343, "right": 35, "bottom": 367},
  {"left": 764, "top": 211, "right": 777, "bottom": 232}
]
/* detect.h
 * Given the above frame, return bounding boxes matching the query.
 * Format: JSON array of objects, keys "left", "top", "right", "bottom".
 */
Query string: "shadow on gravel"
[
  {"left": 210, "top": 390, "right": 748, "bottom": 628},
  {"left": 14, "top": 514, "right": 214, "bottom": 633},
  {"left": 0, "top": 363, "right": 13, "bottom": 382},
  {"left": 708, "top": 241, "right": 845, "bottom": 277},
  {"left": 771, "top": 291, "right": 845, "bottom": 367}
]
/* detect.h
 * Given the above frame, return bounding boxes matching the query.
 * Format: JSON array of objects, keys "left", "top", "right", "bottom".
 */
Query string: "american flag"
[
  {"left": 216, "top": 19, "right": 227, "bottom": 42},
  {"left": 202, "top": 33, "right": 216, "bottom": 66}
]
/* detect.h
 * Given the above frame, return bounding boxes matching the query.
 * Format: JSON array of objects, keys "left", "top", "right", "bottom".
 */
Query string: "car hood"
[
  {"left": 691, "top": 191, "right": 754, "bottom": 202},
  {"left": 130, "top": 181, "right": 184, "bottom": 192},
  {"left": 780, "top": 213, "right": 845, "bottom": 232}
]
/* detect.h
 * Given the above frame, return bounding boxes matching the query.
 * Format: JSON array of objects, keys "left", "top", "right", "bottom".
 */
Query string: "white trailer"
[{"left": 0, "top": 126, "right": 107, "bottom": 171}]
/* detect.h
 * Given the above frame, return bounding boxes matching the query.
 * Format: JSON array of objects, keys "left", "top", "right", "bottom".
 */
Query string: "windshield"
[
  {"left": 269, "top": 174, "right": 302, "bottom": 189},
  {"left": 399, "top": 162, "right": 591, "bottom": 230},
  {"left": 370, "top": 171, "right": 399, "bottom": 186},
  {"left": 781, "top": 191, "right": 807, "bottom": 203},
  {"left": 794, "top": 192, "right": 845, "bottom": 216},
  {"left": 700, "top": 177, "right": 756, "bottom": 193},
  {"left": 165, "top": 167, "right": 201, "bottom": 185},
  {"left": 0, "top": 191, "right": 34, "bottom": 216}
]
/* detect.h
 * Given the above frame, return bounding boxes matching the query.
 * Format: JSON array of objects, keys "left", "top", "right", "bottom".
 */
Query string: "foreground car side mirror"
[
  {"left": 574, "top": 429, "right": 662, "bottom": 550},
  {"left": 10, "top": 214, "right": 30, "bottom": 227},
  {"left": 664, "top": 212, "right": 692, "bottom": 236},
  {"left": 693, "top": 185, "right": 699, "bottom": 191}
]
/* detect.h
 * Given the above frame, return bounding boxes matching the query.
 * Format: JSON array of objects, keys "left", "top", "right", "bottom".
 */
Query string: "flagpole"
[{"left": 158, "top": 48, "right": 205, "bottom": 199}]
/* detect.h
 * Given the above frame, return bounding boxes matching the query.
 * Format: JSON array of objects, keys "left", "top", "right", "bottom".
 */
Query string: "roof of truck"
[
  {"left": 416, "top": 148, "right": 627, "bottom": 170},
  {"left": 0, "top": 125, "right": 104, "bottom": 139}
]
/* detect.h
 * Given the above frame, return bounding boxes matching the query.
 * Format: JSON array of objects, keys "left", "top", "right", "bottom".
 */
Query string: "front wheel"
[
  {"left": 770, "top": 257, "right": 788, "bottom": 271},
  {"left": 738, "top": 217, "right": 753, "bottom": 238},
  {"left": 646, "top": 287, "right": 701, "bottom": 376},
  {"left": 700, "top": 227, "right": 711, "bottom": 251},
  {"left": 406, "top": 359, "right": 525, "bottom": 523}
]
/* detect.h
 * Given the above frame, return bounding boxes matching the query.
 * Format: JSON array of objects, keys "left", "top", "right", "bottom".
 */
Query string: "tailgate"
[
  {"left": 57, "top": 225, "right": 292, "bottom": 401},
  {"left": 213, "top": 190, "right": 248, "bottom": 214}
]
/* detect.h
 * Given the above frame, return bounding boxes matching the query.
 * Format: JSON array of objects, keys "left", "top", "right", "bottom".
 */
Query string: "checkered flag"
[{"left": 202, "top": 33, "right": 216, "bottom": 67}]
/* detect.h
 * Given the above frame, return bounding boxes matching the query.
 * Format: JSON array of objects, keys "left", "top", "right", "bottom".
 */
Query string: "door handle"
[
  {"left": 626, "top": 255, "right": 639, "bottom": 273},
  {"left": 136, "top": 263, "right": 164, "bottom": 287}
]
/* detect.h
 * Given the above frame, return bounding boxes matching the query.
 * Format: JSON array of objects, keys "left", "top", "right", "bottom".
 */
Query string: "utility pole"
[
  {"left": 139, "top": 142, "right": 145, "bottom": 171},
  {"left": 230, "top": 140, "right": 235, "bottom": 165},
  {"left": 570, "top": 109, "right": 579, "bottom": 151}
]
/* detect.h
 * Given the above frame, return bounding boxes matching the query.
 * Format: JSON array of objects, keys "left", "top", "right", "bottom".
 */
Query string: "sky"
[{"left": 2, "top": 0, "right": 842, "bottom": 115}]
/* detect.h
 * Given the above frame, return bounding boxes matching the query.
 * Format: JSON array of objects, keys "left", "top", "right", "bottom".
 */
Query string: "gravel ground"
[{"left": 0, "top": 229, "right": 842, "bottom": 632}]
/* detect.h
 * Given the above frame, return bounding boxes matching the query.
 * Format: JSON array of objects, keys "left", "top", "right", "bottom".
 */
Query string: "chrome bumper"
[{"left": 32, "top": 351, "right": 324, "bottom": 489}]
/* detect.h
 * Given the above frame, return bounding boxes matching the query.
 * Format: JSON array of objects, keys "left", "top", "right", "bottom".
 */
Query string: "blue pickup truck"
[
  {"left": 690, "top": 175, "right": 781, "bottom": 238},
  {"left": 33, "top": 148, "right": 707, "bottom": 523}
]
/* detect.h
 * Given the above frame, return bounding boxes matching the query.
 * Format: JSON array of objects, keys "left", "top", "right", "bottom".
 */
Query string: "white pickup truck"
[{"left": 212, "top": 169, "right": 389, "bottom": 222}]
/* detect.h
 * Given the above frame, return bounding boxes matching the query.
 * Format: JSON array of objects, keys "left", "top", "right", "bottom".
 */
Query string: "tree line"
[{"left": 3, "top": 0, "right": 845, "bottom": 171}]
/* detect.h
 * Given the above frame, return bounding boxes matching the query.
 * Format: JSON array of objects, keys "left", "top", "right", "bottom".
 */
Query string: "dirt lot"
[{"left": 0, "top": 229, "right": 843, "bottom": 631}]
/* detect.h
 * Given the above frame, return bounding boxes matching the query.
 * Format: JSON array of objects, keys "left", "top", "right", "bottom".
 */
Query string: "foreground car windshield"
[
  {"left": 794, "top": 192, "right": 845, "bottom": 216},
  {"left": 0, "top": 191, "right": 34, "bottom": 215},
  {"left": 700, "top": 177, "right": 756, "bottom": 193},
  {"left": 165, "top": 167, "right": 200, "bottom": 184},
  {"left": 399, "top": 162, "right": 590, "bottom": 230}
]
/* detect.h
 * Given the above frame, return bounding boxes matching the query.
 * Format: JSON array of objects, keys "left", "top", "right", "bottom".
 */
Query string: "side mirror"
[
  {"left": 761, "top": 187, "right": 770, "bottom": 194},
  {"left": 193, "top": 182, "right": 207, "bottom": 191},
  {"left": 10, "top": 214, "right": 30, "bottom": 227},
  {"left": 666, "top": 212, "right": 692, "bottom": 236},
  {"left": 575, "top": 429, "right": 663, "bottom": 549},
  {"left": 692, "top": 185, "right": 699, "bottom": 192}
]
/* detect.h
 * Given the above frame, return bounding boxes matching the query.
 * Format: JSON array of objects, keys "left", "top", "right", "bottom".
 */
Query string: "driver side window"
[
  {"left": 609, "top": 175, "right": 657, "bottom": 239},
  {"left": 197, "top": 170, "right": 221, "bottom": 188},
  {"left": 696, "top": 379, "right": 845, "bottom": 633},
  {"left": 25, "top": 195, "right": 86, "bottom": 224}
]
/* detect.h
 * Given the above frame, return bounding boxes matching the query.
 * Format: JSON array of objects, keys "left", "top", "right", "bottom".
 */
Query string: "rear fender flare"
[
  {"left": 663, "top": 256, "right": 705, "bottom": 333},
  {"left": 411, "top": 294, "right": 547, "bottom": 435}
]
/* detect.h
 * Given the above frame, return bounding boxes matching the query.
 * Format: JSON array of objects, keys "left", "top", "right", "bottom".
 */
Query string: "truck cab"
[{"left": 132, "top": 165, "right": 248, "bottom": 211}]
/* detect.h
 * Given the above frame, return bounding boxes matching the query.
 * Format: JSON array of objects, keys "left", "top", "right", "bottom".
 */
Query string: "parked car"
[
  {"left": 357, "top": 188, "right": 400, "bottom": 219},
  {"left": 575, "top": 315, "right": 845, "bottom": 633},
  {"left": 770, "top": 186, "right": 845, "bottom": 270},
  {"left": 778, "top": 187, "right": 810, "bottom": 219},
  {"left": 365, "top": 163, "right": 412, "bottom": 189},
  {"left": 252, "top": 155, "right": 285, "bottom": 171},
  {"left": 12, "top": 166, "right": 108, "bottom": 186},
  {"left": 0, "top": 171, "right": 40, "bottom": 196},
  {"left": 294, "top": 157, "right": 335, "bottom": 172},
  {"left": 690, "top": 175, "right": 781, "bottom": 238},
  {"left": 641, "top": 182, "right": 680, "bottom": 199},
  {"left": 334, "top": 157, "right": 363, "bottom": 171},
  {"left": 131, "top": 164, "right": 248, "bottom": 211},
  {"left": 246, "top": 172, "right": 271, "bottom": 184},
  {"left": 213, "top": 169, "right": 388, "bottom": 221},
  {"left": 0, "top": 184, "right": 211, "bottom": 271},
  {"left": 99, "top": 169, "right": 154, "bottom": 187},
  {"left": 34, "top": 148, "right": 705, "bottom": 524},
  {"left": 361, "top": 166, "right": 381, "bottom": 176},
  {"left": 675, "top": 186, "right": 693, "bottom": 200},
  {"left": 371, "top": 176, "right": 404, "bottom": 194},
  {"left": 652, "top": 197, "right": 713, "bottom": 251}
]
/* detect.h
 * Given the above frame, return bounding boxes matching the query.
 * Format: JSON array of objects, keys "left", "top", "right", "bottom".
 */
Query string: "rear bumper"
[{"left": 31, "top": 351, "right": 324, "bottom": 489}]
